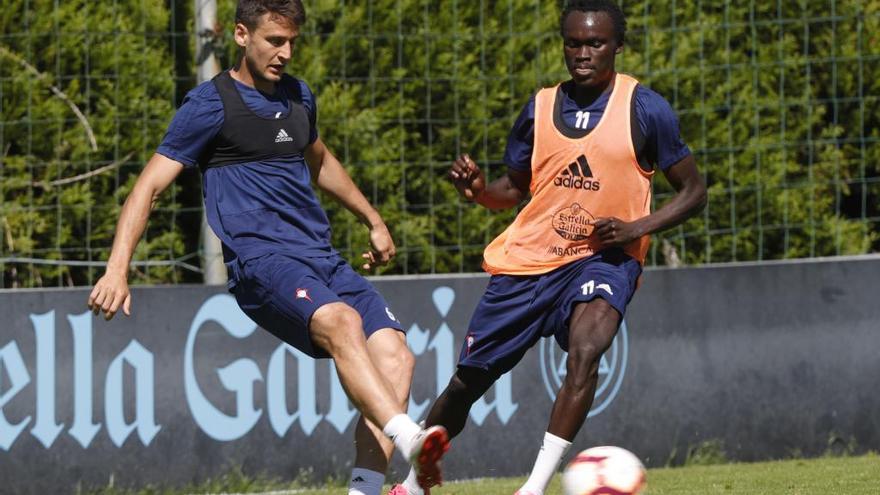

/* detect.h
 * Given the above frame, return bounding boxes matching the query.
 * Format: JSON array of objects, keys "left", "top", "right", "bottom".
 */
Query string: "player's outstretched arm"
[
  {"left": 593, "top": 154, "right": 706, "bottom": 247},
  {"left": 87, "top": 153, "right": 184, "bottom": 320},
  {"left": 304, "top": 138, "right": 395, "bottom": 271},
  {"left": 448, "top": 153, "right": 530, "bottom": 210}
]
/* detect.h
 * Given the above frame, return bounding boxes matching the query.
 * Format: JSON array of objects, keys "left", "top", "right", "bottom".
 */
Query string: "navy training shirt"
[
  {"left": 504, "top": 79, "right": 691, "bottom": 172},
  {"left": 157, "top": 75, "right": 332, "bottom": 262}
]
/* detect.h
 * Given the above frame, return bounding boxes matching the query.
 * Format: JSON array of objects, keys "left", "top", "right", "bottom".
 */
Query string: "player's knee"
[
  {"left": 446, "top": 368, "right": 497, "bottom": 404},
  {"left": 311, "top": 304, "right": 364, "bottom": 355},
  {"left": 568, "top": 339, "right": 605, "bottom": 364},
  {"left": 396, "top": 344, "right": 416, "bottom": 374},
  {"left": 564, "top": 341, "right": 604, "bottom": 388},
  {"left": 314, "top": 303, "right": 363, "bottom": 331},
  {"left": 375, "top": 337, "right": 415, "bottom": 378}
]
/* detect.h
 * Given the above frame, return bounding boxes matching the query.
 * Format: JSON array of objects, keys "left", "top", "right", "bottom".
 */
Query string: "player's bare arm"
[
  {"left": 593, "top": 153, "right": 706, "bottom": 247},
  {"left": 449, "top": 153, "right": 531, "bottom": 210},
  {"left": 87, "top": 153, "right": 184, "bottom": 320},
  {"left": 305, "top": 137, "right": 395, "bottom": 270}
]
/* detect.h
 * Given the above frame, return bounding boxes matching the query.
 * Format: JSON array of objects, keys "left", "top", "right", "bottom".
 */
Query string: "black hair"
[
  {"left": 560, "top": 0, "right": 626, "bottom": 45},
  {"left": 235, "top": 0, "right": 306, "bottom": 29}
]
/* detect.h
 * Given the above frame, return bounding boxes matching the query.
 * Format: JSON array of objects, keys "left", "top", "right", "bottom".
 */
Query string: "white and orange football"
[{"left": 561, "top": 446, "right": 647, "bottom": 495}]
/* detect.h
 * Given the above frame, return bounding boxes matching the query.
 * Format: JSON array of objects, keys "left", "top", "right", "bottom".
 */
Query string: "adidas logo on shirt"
[
  {"left": 553, "top": 155, "right": 600, "bottom": 191},
  {"left": 274, "top": 128, "right": 294, "bottom": 143}
]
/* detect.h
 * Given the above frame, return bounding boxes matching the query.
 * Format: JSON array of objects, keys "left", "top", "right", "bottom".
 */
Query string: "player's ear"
[
  {"left": 233, "top": 22, "right": 250, "bottom": 48},
  {"left": 615, "top": 41, "right": 624, "bottom": 55}
]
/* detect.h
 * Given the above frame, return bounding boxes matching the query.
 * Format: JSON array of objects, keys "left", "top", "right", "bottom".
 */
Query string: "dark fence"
[{"left": 0, "top": 256, "right": 877, "bottom": 493}]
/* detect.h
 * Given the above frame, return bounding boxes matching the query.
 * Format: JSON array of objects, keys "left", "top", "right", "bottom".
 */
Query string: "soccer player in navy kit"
[
  {"left": 388, "top": 1, "right": 706, "bottom": 495},
  {"left": 87, "top": 1, "right": 448, "bottom": 494}
]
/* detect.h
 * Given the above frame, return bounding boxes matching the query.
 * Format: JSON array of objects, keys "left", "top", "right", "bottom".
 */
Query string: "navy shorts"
[
  {"left": 459, "top": 248, "right": 641, "bottom": 375},
  {"left": 229, "top": 253, "right": 403, "bottom": 358}
]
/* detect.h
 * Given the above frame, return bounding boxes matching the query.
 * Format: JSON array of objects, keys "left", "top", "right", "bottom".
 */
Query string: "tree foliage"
[
  {"left": 0, "top": 0, "right": 199, "bottom": 287},
  {"left": 1, "top": 0, "right": 877, "bottom": 286}
]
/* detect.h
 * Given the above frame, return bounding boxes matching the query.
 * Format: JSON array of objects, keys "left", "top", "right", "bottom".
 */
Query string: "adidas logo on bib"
[
  {"left": 275, "top": 128, "right": 293, "bottom": 143},
  {"left": 553, "top": 155, "right": 600, "bottom": 191}
]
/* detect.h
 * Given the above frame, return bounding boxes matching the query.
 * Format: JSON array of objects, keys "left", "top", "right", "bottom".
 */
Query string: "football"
[{"left": 561, "top": 446, "right": 647, "bottom": 495}]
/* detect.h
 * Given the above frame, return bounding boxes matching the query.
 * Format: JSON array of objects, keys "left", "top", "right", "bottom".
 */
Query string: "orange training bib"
[{"left": 483, "top": 74, "right": 653, "bottom": 275}]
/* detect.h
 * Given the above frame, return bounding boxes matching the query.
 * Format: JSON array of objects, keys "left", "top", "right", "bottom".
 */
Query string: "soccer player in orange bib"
[{"left": 388, "top": 1, "right": 706, "bottom": 494}]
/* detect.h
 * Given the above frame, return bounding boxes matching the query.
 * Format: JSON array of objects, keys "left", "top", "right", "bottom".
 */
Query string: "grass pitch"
[
  {"left": 91, "top": 453, "right": 878, "bottom": 494},
  {"left": 411, "top": 454, "right": 877, "bottom": 494}
]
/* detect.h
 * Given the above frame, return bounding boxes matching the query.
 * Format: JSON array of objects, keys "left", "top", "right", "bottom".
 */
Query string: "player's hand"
[
  {"left": 87, "top": 271, "right": 132, "bottom": 320},
  {"left": 449, "top": 154, "right": 486, "bottom": 202},
  {"left": 592, "top": 217, "right": 642, "bottom": 247},
  {"left": 362, "top": 223, "right": 396, "bottom": 271}
]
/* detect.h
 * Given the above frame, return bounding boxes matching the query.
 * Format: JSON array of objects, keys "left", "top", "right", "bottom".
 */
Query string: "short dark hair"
[
  {"left": 235, "top": 0, "right": 306, "bottom": 30},
  {"left": 560, "top": 0, "right": 626, "bottom": 45}
]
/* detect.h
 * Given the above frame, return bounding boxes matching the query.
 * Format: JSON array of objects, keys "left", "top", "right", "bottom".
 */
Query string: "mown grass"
[{"left": 87, "top": 453, "right": 879, "bottom": 495}]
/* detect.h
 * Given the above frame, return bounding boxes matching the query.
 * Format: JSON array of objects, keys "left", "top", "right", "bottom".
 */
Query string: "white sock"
[
  {"left": 519, "top": 432, "right": 573, "bottom": 494},
  {"left": 400, "top": 467, "right": 423, "bottom": 494},
  {"left": 382, "top": 414, "right": 421, "bottom": 459},
  {"left": 348, "top": 467, "right": 385, "bottom": 495}
]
